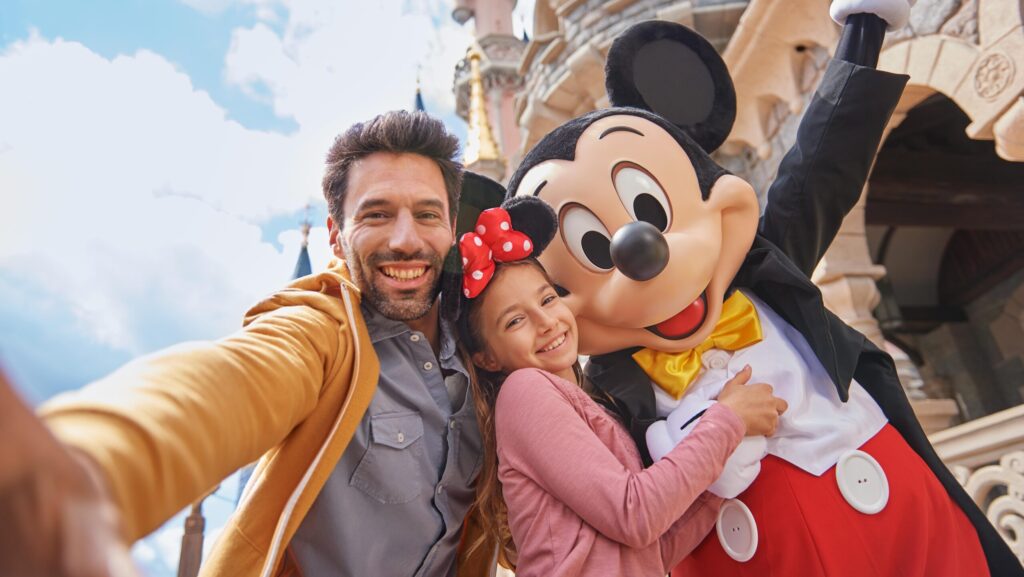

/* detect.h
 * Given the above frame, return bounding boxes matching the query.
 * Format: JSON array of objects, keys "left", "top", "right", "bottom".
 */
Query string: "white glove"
[
  {"left": 646, "top": 400, "right": 768, "bottom": 499},
  {"left": 830, "top": 0, "right": 916, "bottom": 30},
  {"left": 647, "top": 397, "right": 714, "bottom": 462}
]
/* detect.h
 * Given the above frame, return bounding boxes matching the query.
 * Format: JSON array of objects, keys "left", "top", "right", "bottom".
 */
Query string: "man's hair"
[{"left": 322, "top": 110, "right": 463, "bottom": 224}]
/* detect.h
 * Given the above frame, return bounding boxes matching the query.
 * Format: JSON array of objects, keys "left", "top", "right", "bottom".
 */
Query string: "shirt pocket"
[{"left": 350, "top": 412, "right": 425, "bottom": 504}]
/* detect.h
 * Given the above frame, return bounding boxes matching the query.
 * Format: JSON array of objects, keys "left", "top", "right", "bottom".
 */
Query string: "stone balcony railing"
[{"left": 930, "top": 403, "right": 1024, "bottom": 565}]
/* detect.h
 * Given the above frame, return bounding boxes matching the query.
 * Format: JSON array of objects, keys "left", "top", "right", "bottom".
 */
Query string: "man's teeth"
[
  {"left": 540, "top": 333, "right": 566, "bottom": 353},
  {"left": 382, "top": 266, "right": 426, "bottom": 280}
]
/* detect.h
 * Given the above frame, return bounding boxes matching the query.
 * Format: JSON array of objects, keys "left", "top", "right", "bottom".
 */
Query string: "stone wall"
[{"left": 917, "top": 269, "right": 1024, "bottom": 420}]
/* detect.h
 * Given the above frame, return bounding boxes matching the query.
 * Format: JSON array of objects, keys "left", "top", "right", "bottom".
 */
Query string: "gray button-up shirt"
[{"left": 290, "top": 303, "right": 483, "bottom": 577}]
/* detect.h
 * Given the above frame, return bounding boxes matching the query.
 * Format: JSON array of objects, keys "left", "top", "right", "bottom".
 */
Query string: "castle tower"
[
  {"left": 292, "top": 217, "right": 312, "bottom": 280},
  {"left": 452, "top": 0, "right": 525, "bottom": 182},
  {"left": 414, "top": 73, "right": 427, "bottom": 112}
]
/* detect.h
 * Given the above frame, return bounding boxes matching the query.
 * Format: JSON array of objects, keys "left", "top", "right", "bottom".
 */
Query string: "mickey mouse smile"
[{"left": 646, "top": 291, "right": 708, "bottom": 340}]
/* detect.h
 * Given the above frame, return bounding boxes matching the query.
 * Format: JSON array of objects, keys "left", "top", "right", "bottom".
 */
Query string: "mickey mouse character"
[{"left": 497, "top": 4, "right": 1023, "bottom": 576}]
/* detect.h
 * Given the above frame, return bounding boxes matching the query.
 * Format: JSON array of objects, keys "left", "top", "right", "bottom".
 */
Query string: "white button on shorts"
[
  {"left": 835, "top": 449, "right": 889, "bottom": 515},
  {"left": 716, "top": 498, "right": 758, "bottom": 562}
]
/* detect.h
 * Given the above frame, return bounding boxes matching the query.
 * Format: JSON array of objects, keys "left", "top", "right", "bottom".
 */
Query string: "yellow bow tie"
[{"left": 632, "top": 291, "right": 763, "bottom": 399}]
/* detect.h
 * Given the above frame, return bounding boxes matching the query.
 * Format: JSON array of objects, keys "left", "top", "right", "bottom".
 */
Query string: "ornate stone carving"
[
  {"left": 909, "top": 0, "right": 961, "bottom": 36},
  {"left": 975, "top": 52, "right": 1016, "bottom": 100},
  {"left": 932, "top": 406, "right": 1024, "bottom": 561},
  {"left": 479, "top": 34, "right": 528, "bottom": 64},
  {"left": 962, "top": 451, "right": 1024, "bottom": 563},
  {"left": 940, "top": 0, "right": 979, "bottom": 44}
]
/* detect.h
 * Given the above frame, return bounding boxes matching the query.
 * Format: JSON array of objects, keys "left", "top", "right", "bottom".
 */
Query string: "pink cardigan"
[{"left": 495, "top": 368, "right": 745, "bottom": 577}]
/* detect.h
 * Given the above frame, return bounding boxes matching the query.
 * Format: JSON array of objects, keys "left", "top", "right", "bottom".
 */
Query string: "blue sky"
[
  {"left": 1, "top": 0, "right": 295, "bottom": 131},
  {"left": 0, "top": 1, "right": 531, "bottom": 574}
]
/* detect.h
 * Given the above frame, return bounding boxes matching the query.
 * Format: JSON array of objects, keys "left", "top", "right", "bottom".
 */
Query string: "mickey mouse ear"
[
  {"left": 442, "top": 171, "right": 507, "bottom": 322},
  {"left": 605, "top": 20, "right": 736, "bottom": 153},
  {"left": 502, "top": 195, "right": 557, "bottom": 255},
  {"left": 455, "top": 171, "right": 507, "bottom": 238}
]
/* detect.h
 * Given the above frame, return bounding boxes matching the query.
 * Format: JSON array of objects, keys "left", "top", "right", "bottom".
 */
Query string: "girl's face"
[{"left": 472, "top": 264, "right": 579, "bottom": 380}]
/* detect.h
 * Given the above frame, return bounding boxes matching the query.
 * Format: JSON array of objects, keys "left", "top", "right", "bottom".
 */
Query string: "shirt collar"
[
  {"left": 361, "top": 298, "right": 466, "bottom": 375},
  {"left": 362, "top": 303, "right": 412, "bottom": 344}
]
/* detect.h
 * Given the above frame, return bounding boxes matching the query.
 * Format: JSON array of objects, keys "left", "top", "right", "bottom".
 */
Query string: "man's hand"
[{"left": 0, "top": 369, "right": 140, "bottom": 577}]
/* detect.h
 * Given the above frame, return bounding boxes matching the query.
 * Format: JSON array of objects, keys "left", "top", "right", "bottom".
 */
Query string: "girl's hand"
[{"left": 716, "top": 365, "right": 788, "bottom": 437}]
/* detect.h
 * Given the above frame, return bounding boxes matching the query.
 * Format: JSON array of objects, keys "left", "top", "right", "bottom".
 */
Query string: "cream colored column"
[{"left": 813, "top": 187, "right": 887, "bottom": 347}]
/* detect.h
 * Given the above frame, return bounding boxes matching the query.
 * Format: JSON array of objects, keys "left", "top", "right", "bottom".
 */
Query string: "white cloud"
[
  {"left": 0, "top": 35, "right": 300, "bottom": 353},
  {"left": 224, "top": 0, "right": 473, "bottom": 144},
  {"left": 1, "top": 2, "right": 473, "bottom": 360},
  {"left": 513, "top": 0, "right": 536, "bottom": 38}
]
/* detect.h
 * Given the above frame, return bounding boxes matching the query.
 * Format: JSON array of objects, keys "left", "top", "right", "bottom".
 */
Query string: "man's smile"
[{"left": 377, "top": 263, "right": 432, "bottom": 289}]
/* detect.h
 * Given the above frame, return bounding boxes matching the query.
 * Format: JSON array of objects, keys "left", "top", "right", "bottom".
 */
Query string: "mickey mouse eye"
[
  {"left": 613, "top": 163, "right": 671, "bottom": 232},
  {"left": 560, "top": 204, "right": 614, "bottom": 273}
]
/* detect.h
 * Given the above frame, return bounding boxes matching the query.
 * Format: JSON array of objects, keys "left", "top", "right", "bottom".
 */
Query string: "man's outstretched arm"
[
  {"left": 2, "top": 291, "right": 350, "bottom": 575},
  {"left": 0, "top": 369, "right": 138, "bottom": 577},
  {"left": 39, "top": 302, "right": 346, "bottom": 541}
]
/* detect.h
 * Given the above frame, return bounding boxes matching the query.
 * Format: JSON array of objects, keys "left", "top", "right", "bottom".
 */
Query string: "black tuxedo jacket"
[{"left": 585, "top": 58, "right": 1023, "bottom": 575}]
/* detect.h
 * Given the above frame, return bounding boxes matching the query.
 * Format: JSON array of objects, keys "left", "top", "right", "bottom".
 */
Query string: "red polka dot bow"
[{"left": 459, "top": 207, "right": 534, "bottom": 298}]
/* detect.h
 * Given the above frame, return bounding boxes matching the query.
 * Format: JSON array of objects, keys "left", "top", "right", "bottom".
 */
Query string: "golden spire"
[{"left": 464, "top": 46, "right": 503, "bottom": 165}]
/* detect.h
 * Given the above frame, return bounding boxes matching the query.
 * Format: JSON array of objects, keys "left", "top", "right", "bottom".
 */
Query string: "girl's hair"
[
  {"left": 455, "top": 258, "right": 599, "bottom": 568},
  {"left": 455, "top": 259, "right": 542, "bottom": 568}
]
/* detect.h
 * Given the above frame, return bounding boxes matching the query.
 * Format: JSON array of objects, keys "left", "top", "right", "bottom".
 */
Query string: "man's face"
[{"left": 331, "top": 152, "right": 454, "bottom": 321}]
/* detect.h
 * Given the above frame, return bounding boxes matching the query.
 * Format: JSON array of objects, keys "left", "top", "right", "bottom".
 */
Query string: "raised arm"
[
  {"left": 759, "top": 10, "right": 908, "bottom": 276},
  {"left": 495, "top": 368, "right": 744, "bottom": 548}
]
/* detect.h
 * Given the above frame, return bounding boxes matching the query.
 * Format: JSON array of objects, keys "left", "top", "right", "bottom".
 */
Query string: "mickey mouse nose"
[{"left": 610, "top": 221, "right": 669, "bottom": 281}]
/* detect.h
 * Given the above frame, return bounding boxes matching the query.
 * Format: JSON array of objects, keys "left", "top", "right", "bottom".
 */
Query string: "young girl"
[{"left": 454, "top": 207, "right": 787, "bottom": 577}]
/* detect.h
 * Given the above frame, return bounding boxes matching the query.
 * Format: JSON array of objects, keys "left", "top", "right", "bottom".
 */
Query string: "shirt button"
[
  {"left": 410, "top": 334, "right": 421, "bottom": 342},
  {"left": 449, "top": 419, "right": 458, "bottom": 430},
  {"left": 397, "top": 432, "right": 405, "bottom": 443},
  {"left": 436, "top": 484, "right": 445, "bottom": 495},
  {"left": 703, "top": 350, "right": 730, "bottom": 370},
  {"left": 423, "top": 361, "right": 434, "bottom": 371}
]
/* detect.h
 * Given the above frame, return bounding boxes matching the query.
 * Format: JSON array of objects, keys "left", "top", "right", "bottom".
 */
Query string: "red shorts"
[{"left": 671, "top": 424, "right": 989, "bottom": 577}]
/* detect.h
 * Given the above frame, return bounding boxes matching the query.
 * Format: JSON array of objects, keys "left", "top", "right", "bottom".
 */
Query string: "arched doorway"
[{"left": 867, "top": 93, "right": 1024, "bottom": 420}]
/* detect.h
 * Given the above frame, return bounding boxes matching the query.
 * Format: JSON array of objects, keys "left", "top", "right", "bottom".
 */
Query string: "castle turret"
[{"left": 452, "top": 0, "right": 525, "bottom": 183}]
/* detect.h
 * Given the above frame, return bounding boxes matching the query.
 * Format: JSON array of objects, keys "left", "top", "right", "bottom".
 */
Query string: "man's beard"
[{"left": 343, "top": 243, "right": 445, "bottom": 321}]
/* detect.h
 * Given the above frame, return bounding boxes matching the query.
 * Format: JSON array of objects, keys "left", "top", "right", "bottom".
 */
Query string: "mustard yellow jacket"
[{"left": 41, "top": 263, "right": 492, "bottom": 577}]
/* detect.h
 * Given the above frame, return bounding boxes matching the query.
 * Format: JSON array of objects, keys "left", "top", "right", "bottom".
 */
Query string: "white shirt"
[{"left": 653, "top": 291, "right": 887, "bottom": 476}]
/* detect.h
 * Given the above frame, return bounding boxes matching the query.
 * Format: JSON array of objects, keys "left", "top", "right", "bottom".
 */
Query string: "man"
[{"left": 0, "top": 110, "right": 494, "bottom": 577}]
